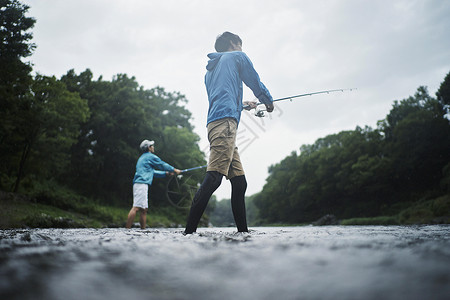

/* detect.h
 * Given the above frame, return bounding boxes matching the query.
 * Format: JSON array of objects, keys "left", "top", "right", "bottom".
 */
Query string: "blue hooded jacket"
[
  {"left": 133, "top": 152, "right": 175, "bottom": 185},
  {"left": 205, "top": 51, "right": 273, "bottom": 125}
]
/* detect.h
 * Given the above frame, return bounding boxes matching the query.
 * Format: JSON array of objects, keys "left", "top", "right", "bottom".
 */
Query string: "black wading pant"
[{"left": 184, "top": 171, "right": 248, "bottom": 234}]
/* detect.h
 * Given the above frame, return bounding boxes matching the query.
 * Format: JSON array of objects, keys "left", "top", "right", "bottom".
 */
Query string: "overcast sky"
[{"left": 23, "top": 0, "right": 450, "bottom": 200}]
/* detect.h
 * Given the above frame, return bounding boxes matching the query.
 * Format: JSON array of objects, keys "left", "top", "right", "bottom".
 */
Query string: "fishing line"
[{"left": 165, "top": 165, "right": 207, "bottom": 208}]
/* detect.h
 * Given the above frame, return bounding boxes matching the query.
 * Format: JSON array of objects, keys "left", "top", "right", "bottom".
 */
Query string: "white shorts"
[{"left": 133, "top": 183, "right": 149, "bottom": 209}]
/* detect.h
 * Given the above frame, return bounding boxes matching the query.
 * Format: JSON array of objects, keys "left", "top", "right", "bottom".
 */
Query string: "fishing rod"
[
  {"left": 243, "top": 88, "right": 357, "bottom": 117},
  {"left": 180, "top": 165, "right": 207, "bottom": 173}
]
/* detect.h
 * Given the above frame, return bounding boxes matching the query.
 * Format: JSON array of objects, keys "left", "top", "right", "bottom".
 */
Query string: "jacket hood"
[{"left": 206, "top": 52, "right": 224, "bottom": 71}]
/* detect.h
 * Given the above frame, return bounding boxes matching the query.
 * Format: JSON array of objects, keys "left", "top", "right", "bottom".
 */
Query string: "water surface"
[{"left": 1, "top": 226, "right": 449, "bottom": 300}]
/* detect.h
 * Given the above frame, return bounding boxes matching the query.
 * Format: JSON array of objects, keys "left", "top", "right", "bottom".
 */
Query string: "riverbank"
[
  {"left": 0, "top": 190, "right": 185, "bottom": 229},
  {"left": 1, "top": 190, "right": 449, "bottom": 229}
]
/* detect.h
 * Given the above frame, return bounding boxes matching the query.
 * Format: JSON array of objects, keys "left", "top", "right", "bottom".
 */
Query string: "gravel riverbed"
[{"left": 1, "top": 226, "right": 449, "bottom": 300}]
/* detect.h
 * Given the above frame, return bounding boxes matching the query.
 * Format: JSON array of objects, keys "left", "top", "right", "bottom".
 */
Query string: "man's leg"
[
  {"left": 230, "top": 175, "right": 248, "bottom": 232},
  {"left": 126, "top": 207, "right": 140, "bottom": 229},
  {"left": 184, "top": 171, "right": 223, "bottom": 234},
  {"left": 139, "top": 208, "right": 148, "bottom": 229}
]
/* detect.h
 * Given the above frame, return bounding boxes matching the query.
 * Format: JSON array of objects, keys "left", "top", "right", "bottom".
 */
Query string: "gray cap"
[{"left": 140, "top": 139, "right": 155, "bottom": 151}]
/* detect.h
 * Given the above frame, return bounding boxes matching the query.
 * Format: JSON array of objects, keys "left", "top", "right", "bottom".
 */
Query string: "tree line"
[
  {"left": 0, "top": 0, "right": 205, "bottom": 209},
  {"left": 252, "top": 77, "right": 450, "bottom": 224}
]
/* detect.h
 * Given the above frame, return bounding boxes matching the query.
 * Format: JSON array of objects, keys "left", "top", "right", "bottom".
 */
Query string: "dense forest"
[
  {"left": 251, "top": 78, "right": 450, "bottom": 224},
  {"left": 1, "top": 0, "right": 449, "bottom": 228}
]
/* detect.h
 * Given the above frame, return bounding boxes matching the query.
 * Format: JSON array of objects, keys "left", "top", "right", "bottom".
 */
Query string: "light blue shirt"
[
  {"left": 205, "top": 51, "right": 273, "bottom": 125},
  {"left": 133, "top": 152, "right": 175, "bottom": 185}
]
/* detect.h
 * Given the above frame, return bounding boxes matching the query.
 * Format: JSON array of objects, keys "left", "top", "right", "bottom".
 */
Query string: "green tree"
[
  {"left": 436, "top": 71, "right": 450, "bottom": 115},
  {"left": 0, "top": 0, "right": 36, "bottom": 188},
  {"left": 382, "top": 87, "right": 450, "bottom": 196},
  {"left": 437, "top": 73, "right": 450, "bottom": 192},
  {"left": 0, "top": 0, "right": 35, "bottom": 96},
  {"left": 10, "top": 75, "right": 89, "bottom": 191},
  {"left": 208, "top": 194, "right": 258, "bottom": 227},
  {"left": 28, "top": 76, "right": 90, "bottom": 175},
  {"left": 61, "top": 69, "right": 205, "bottom": 206}
]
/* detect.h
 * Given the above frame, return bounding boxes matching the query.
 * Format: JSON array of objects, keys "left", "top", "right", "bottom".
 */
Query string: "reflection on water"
[{"left": 1, "top": 226, "right": 449, "bottom": 300}]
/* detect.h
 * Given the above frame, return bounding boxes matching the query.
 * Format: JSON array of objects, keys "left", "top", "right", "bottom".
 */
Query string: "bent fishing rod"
[
  {"left": 243, "top": 88, "right": 357, "bottom": 117},
  {"left": 180, "top": 165, "right": 207, "bottom": 173}
]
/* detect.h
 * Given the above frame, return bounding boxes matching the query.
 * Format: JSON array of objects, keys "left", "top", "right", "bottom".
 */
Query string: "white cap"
[{"left": 140, "top": 140, "right": 155, "bottom": 151}]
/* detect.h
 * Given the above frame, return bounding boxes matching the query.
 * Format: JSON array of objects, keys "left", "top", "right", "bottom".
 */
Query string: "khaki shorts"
[{"left": 207, "top": 118, "right": 245, "bottom": 179}]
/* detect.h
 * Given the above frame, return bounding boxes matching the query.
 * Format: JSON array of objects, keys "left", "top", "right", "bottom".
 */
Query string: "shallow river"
[{"left": 1, "top": 226, "right": 449, "bottom": 300}]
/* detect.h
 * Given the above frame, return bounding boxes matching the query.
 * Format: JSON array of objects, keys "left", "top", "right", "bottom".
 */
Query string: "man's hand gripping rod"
[{"left": 243, "top": 88, "right": 357, "bottom": 117}]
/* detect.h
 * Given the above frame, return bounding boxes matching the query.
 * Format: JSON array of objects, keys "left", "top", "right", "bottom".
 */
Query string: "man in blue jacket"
[
  {"left": 184, "top": 32, "right": 274, "bottom": 234},
  {"left": 126, "top": 139, "right": 181, "bottom": 229}
]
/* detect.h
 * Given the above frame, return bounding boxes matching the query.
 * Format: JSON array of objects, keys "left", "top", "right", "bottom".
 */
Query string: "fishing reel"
[{"left": 254, "top": 109, "right": 266, "bottom": 118}]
